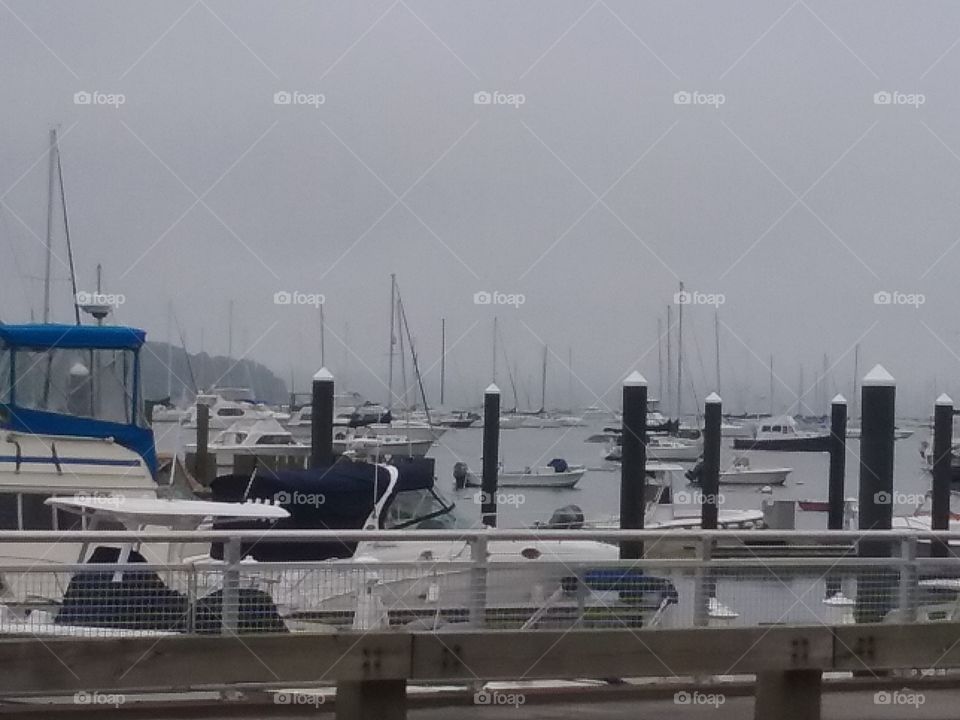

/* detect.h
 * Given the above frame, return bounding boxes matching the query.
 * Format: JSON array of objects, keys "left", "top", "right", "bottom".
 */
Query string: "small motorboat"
[
  {"left": 732, "top": 415, "right": 829, "bottom": 452},
  {"left": 605, "top": 436, "right": 701, "bottom": 463},
  {"left": 456, "top": 458, "right": 586, "bottom": 489},
  {"left": 686, "top": 457, "right": 792, "bottom": 486}
]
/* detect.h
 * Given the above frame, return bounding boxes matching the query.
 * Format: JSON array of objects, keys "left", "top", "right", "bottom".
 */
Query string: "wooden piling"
[
  {"left": 619, "top": 372, "right": 647, "bottom": 559},
  {"left": 701, "top": 392, "right": 721, "bottom": 530},
  {"left": 310, "top": 367, "right": 334, "bottom": 469},
  {"left": 932, "top": 393, "right": 954, "bottom": 558},
  {"left": 827, "top": 395, "right": 847, "bottom": 531},
  {"left": 481, "top": 384, "right": 500, "bottom": 527}
]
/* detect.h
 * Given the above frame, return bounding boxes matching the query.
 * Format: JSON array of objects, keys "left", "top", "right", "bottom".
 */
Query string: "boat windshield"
[
  {"left": 3, "top": 345, "right": 143, "bottom": 426},
  {"left": 381, "top": 486, "right": 472, "bottom": 530}
]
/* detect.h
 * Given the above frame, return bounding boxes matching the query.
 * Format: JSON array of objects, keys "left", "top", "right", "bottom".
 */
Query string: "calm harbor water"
[{"left": 154, "top": 418, "right": 935, "bottom": 531}]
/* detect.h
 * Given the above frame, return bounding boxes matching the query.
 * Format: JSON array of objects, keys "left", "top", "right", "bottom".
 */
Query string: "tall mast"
[
  {"left": 227, "top": 299, "right": 234, "bottom": 359},
  {"left": 440, "top": 317, "right": 446, "bottom": 406},
  {"left": 319, "top": 302, "right": 326, "bottom": 367},
  {"left": 386, "top": 273, "right": 396, "bottom": 409},
  {"left": 567, "top": 346, "right": 573, "bottom": 412},
  {"left": 666, "top": 305, "right": 673, "bottom": 417},
  {"left": 657, "top": 317, "right": 664, "bottom": 404},
  {"left": 492, "top": 316, "right": 498, "bottom": 383},
  {"left": 769, "top": 355, "right": 774, "bottom": 416},
  {"left": 43, "top": 128, "right": 57, "bottom": 323},
  {"left": 539, "top": 344, "right": 548, "bottom": 414},
  {"left": 54, "top": 131, "right": 81, "bottom": 326},
  {"left": 676, "top": 282, "right": 684, "bottom": 419},
  {"left": 852, "top": 344, "right": 860, "bottom": 419},
  {"left": 714, "top": 309, "right": 721, "bottom": 394}
]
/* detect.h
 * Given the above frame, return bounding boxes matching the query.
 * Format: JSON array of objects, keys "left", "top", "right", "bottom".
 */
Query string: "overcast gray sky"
[{"left": 3, "top": 1, "right": 960, "bottom": 416}]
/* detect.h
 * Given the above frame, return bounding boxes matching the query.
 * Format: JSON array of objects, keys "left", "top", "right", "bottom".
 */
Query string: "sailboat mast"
[
  {"left": 666, "top": 305, "right": 673, "bottom": 417},
  {"left": 227, "top": 299, "right": 234, "bottom": 359},
  {"left": 43, "top": 129, "right": 57, "bottom": 323},
  {"left": 492, "top": 316, "right": 498, "bottom": 384},
  {"left": 567, "top": 347, "right": 573, "bottom": 413},
  {"left": 319, "top": 302, "right": 326, "bottom": 367},
  {"left": 440, "top": 317, "right": 446, "bottom": 406},
  {"left": 54, "top": 131, "right": 81, "bottom": 326},
  {"left": 540, "top": 344, "right": 548, "bottom": 414},
  {"left": 386, "top": 273, "right": 396, "bottom": 409},
  {"left": 852, "top": 344, "right": 860, "bottom": 418},
  {"left": 676, "top": 282, "right": 684, "bottom": 419},
  {"left": 657, "top": 317, "right": 664, "bottom": 404},
  {"left": 769, "top": 355, "right": 775, "bottom": 416},
  {"left": 714, "top": 309, "right": 721, "bottom": 393}
]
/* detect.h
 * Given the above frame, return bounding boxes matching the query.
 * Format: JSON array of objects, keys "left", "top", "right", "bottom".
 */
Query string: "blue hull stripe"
[{"left": 0, "top": 456, "right": 141, "bottom": 467}]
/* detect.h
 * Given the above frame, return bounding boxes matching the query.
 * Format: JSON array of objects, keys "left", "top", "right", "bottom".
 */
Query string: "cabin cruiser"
[
  {"left": 454, "top": 458, "right": 586, "bottom": 489},
  {"left": 180, "top": 392, "right": 279, "bottom": 430},
  {"left": 185, "top": 417, "right": 308, "bottom": 473},
  {"left": 333, "top": 429, "right": 433, "bottom": 458},
  {"left": 365, "top": 419, "right": 448, "bottom": 443},
  {"left": 732, "top": 415, "right": 829, "bottom": 452}
]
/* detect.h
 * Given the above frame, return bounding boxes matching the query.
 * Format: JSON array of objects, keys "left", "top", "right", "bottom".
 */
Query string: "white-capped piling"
[
  {"left": 481, "top": 384, "right": 501, "bottom": 527},
  {"left": 619, "top": 372, "right": 647, "bottom": 559},
  {"left": 701, "top": 392, "right": 722, "bottom": 530},
  {"left": 310, "top": 368, "right": 335, "bottom": 468},
  {"left": 932, "top": 393, "right": 954, "bottom": 558},
  {"left": 828, "top": 394, "right": 847, "bottom": 531}
]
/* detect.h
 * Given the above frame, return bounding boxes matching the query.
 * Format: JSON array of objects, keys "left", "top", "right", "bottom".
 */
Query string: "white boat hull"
[
  {"left": 464, "top": 468, "right": 585, "bottom": 489},
  {"left": 719, "top": 468, "right": 791, "bottom": 486}
]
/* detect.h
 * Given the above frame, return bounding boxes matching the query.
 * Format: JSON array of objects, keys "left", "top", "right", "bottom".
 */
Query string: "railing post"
[
  {"left": 221, "top": 536, "right": 241, "bottom": 634},
  {"left": 898, "top": 536, "right": 918, "bottom": 623},
  {"left": 468, "top": 533, "right": 488, "bottom": 628},
  {"left": 693, "top": 535, "right": 714, "bottom": 627}
]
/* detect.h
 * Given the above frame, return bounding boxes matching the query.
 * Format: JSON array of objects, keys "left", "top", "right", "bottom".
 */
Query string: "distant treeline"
[{"left": 140, "top": 341, "right": 286, "bottom": 405}]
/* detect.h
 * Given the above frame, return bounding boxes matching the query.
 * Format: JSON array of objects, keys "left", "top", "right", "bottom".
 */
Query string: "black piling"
[
  {"left": 932, "top": 394, "right": 954, "bottom": 558},
  {"left": 619, "top": 372, "right": 647, "bottom": 559},
  {"left": 701, "top": 393, "right": 722, "bottom": 530},
  {"left": 481, "top": 384, "right": 501, "bottom": 527},
  {"left": 310, "top": 368, "right": 335, "bottom": 469},
  {"left": 828, "top": 395, "right": 848, "bottom": 531},
  {"left": 196, "top": 401, "right": 211, "bottom": 485},
  {"left": 826, "top": 394, "right": 847, "bottom": 599},
  {"left": 856, "top": 364, "right": 896, "bottom": 623}
]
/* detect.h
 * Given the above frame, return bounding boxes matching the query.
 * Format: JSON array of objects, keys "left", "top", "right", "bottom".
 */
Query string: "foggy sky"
[{"left": 3, "top": 0, "right": 960, "bottom": 417}]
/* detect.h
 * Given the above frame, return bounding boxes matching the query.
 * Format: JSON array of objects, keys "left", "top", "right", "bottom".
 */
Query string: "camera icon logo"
[
  {"left": 74, "top": 91, "right": 92, "bottom": 105},
  {"left": 873, "top": 290, "right": 892, "bottom": 305},
  {"left": 474, "top": 290, "right": 492, "bottom": 305},
  {"left": 674, "top": 290, "right": 692, "bottom": 304},
  {"left": 474, "top": 91, "right": 492, "bottom": 105},
  {"left": 873, "top": 91, "right": 892, "bottom": 105},
  {"left": 874, "top": 491, "right": 891, "bottom": 505},
  {"left": 673, "top": 91, "right": 692, "bottom": 105},
  {"left": 274, "top": 290, "right": 292, "bottom": 305},
  {"left": 674, "top": 691, "right": 691, "bottom": 704},
  {"left": 473, "top": 690, "right": 491, "bottom": 704},
  {"left": 274, "top": 491, "right": 291, "bottom": 505},
  {"left": 274, "top": 91, "right": 292, "bottom": 105}
]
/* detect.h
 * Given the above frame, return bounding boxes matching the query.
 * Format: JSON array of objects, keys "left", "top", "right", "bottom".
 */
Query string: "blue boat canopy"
[{"left": 0, "top": 324, "right": 146, "bottom": 351}]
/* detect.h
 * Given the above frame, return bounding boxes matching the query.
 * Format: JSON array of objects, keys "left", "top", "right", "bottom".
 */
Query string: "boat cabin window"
[
  {"left": 382, "top": 487, "right": 469, "bottom": 530},
  {"left": 0, "top": 347, "right": 10, "bottom": 405},
  {"left": 217, "top": 407, "right": 244, "bottom": 417},
  {"left": 761, "top": 425, "right": 771, "bottom": 432},
  {"left": 771, "top": 425, "right": 782, "bottom": 433},
  {"left": 8, "top": 346, "right": 143, "bottom": 427},
  {"left": 0, "top": 492, "right": 86, "bottom": 531},
  {"left": 256, "top": 434, "right": 294, "bottom": 445}
]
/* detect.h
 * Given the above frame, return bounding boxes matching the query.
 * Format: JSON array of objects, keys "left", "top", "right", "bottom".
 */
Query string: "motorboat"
[
  {"left": 333, "top": 429, "right": 433, "bottom": 458},
  {"left": 436, "top": 411, "right": 479, "bottom": 429},
  {"left": 847, "top": 426, "right": 913, "bottom": 440},
  {"left": 685, "top": 457, "right": 792, "bottom": 486},
  {"left": 365, "top": 419, "right": 448, "bottom": 442},
  {"left": 732, "top": 415, "right": 829, "bottom": 452},
  {"left": 181, "top": 393, "right": 278, "bottom": 431},
  {"left": 498, "top": 414, "right": 524, "bottom": 430},
  {"left": 455, "top": 458, "right": 586, "bottom": 489},
  {"left": 604, "top": 436, "right": 702, "bottom": 463},
  {"left": 186, "top": 417, "right": 307, "bottom": 473}
]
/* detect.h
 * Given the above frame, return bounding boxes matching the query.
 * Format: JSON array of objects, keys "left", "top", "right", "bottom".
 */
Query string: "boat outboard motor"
[
  {"left": 453, "top": 461, "right": 469, "bottom": 489},
  {"left": 546, "top": 504, "right": 584, "bottom": 529},
  {"left": 684, "top": 459, "right": 704, "bottom": 484},
  {"left": 547, "top": 458, "right": 569, "bottom": 473}
]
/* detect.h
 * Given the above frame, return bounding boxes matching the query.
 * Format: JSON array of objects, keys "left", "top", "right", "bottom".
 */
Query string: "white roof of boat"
[
  {"left": 646, "top": 462, "right": 685, "bottom": 472},
  {"left": 45, "top": 496, "right": 289, "bottom": 521}
]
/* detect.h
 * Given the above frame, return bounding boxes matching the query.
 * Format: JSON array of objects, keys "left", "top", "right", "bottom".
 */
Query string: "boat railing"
[{"left": 0, "top": 528, "right": 958, "bottom": 637}]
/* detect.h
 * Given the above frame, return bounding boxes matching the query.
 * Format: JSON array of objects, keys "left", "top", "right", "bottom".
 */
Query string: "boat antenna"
[
  {"left": 539, "top": 344, "right": 548, "bottom": 414},
  {"left": 319, "top": 302, "right": 326, "bottom": 368},
  {"left": 55, "top": 130, "right": 81, "bottom": 326},
  {"left": 42, "top": 129, "right": 56, "bottom": 324},
  {"left": 492, "top": 316, "right": 498, "bottom": 384},
  {"left": 657, "top": 316, "right": 664, "bottom": 405},
  {"left": 676, "top": 281, "right": 684, "bottom": 419},
  {"left": 440, "top": 317, "right": 446, "bottom": 406},
  {"left": 714, "top": 309, "right": 721, "bottom": 394}
]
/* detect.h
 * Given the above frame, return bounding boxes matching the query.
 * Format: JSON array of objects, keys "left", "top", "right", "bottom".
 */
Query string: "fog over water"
[{"left": 3, "top": 2, "right": 960, "bottom": 416}]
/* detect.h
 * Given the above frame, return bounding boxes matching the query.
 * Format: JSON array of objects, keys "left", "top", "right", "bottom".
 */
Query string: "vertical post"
[
  {"left": 336, "top": 680, "right": 406, "bottom": 720},
  {"left": 196, "top": 401, "right": 211, "bottom": 485},
  {"left": 701, "top": 393, "right": 721, "bottom": 530},
  {"left": 932, "top": 394, "right": 954, "bottom": 558},
  {"left": 481, "top": 385, "right": 500, "bottom": 527},
  {"left": 856, "top": 364, "right": 896, "bottom": 624},
  {"left": 827, "top": 395, "right": 847, "bottom": 599},
  {"left": 310, "top": 368, "right": 334, "bottom": 468},
  {"left": 754, "top": 670, "right": 822, "bottom": 720},
  {"left": 620, "top": 372, "right": 647, "bottom": 559},
  {"left": 898, "top": 536, "right": 918, "bottom": 623},
  {"left": 221, "top": 536, "right": 241, "bottom": 633},
  {"left": 827, "top": 395, "right": 848, "bottom": 530},
  {"left": 693, "top": 536, "right": 713, "bottom": 627},
  {"left": 468, "top": 534, "right": 488, "bottom": 628},
  {"left": 440, "top": 317, "right": 446, "bottom": 407}
]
